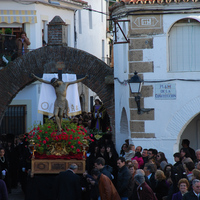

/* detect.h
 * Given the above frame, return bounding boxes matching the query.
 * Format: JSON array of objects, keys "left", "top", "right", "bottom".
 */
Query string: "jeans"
[{"left": 121, "top": 197, "right": 128, "bottom": 200}]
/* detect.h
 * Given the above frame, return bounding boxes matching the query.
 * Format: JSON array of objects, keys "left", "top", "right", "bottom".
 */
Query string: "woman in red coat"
[{"left": 134, "top": 173, "right": 158, "bottom": 200}]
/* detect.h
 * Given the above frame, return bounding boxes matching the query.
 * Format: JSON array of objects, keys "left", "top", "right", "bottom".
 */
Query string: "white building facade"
[
  {"left": 111, "top": 1, "right": 200, "bottom": 163},
  {"left": 0, "top": 0, "right": 109, "bottom": 134}
]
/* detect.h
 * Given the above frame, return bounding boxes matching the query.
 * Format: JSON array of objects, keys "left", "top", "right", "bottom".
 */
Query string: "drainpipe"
[{"left": 74, "top": 9, "right": 77, "bottom": 48}]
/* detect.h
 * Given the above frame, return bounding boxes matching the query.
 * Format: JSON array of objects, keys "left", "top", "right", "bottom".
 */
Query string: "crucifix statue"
[{"left": 31, "top": 63, "right": 88, "bottom": 133}]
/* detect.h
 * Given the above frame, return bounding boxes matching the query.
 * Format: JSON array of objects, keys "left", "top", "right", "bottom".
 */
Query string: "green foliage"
[{"left": 5, "top": 28, "right": 12, "bottom": 34}]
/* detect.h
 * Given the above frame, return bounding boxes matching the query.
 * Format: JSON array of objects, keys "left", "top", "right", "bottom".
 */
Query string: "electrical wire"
[
  {"left": 114, "top": 77, "right": 200, "bottom": 84},
  {"left": 83, "top": 7, "right": 109, "bottom": 16}
]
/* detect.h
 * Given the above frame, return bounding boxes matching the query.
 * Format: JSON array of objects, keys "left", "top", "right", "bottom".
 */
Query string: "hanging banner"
[{"left": 38, "top": 73, "right": 81, "bottom": 117}]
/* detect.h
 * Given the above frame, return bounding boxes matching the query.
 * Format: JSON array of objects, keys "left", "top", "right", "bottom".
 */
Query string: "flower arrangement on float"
[{"left": 27, "top": 119, "right": 93, "bottom": 159}]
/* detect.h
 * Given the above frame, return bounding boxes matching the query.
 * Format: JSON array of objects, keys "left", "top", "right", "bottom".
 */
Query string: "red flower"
[
  {"left": 68, "top": 141, "right": 71, "bottom": 145},
  {"left": 76, "top": 149, "right": 80, "bottom": 152},
  {"left": 39, "top": 130, "right": 42, "bottom": 133},
  {"left": 74, "top": 137, "right": 77, "bottom": 140},
  {"left": 37, "top": 136, "right": 41, "bottom": 140},
  {"left": 71, "top": 145, "right": 74, "bottom": 148},
  {"left": 48, "top": 126, "right": 51, "bottom": 128},
  {"left": 47, "top": 145, "right": 50, "bottom": 147},
  {"left": 37, "top": 126, "right": 40, "bottom": 130},
  {"left": 45, "top": 131, "right": 48, "bottom": 134},
  {"left": 38, "top": 144, "right": 41, "bottom": 147},
  {"left": 45, "top": 137, "right": 49, "bottom": 141},
  {"left": 69, "top": 134, "right": 73, "bottom": 140},
  {"left": 78, "top": 141, "right": 81, "bottom": 145},
  {"left": 43, "top": 140, "right": 46, "bottom": 144},
  {"left": 77, "top": 136, "right": 80, "bottom": 139}
]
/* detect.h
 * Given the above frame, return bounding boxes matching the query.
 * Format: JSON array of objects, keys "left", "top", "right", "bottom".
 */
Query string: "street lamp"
[{"left": 128, "top": 71, "right": 153, "bottom": 114}]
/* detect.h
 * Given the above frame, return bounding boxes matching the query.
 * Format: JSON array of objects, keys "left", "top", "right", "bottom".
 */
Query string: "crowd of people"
[
  {"left": 74, "top": 138, "right": 200, "bottom": 200},
  {"left": 70, "top": 99, "right": 110, "bottom": 133},
  {"left": 0, "top": 134, "right": 31, "bottom": 199},
  {"left": 1, "top": 104, "right": 200, "bottom": 200}
]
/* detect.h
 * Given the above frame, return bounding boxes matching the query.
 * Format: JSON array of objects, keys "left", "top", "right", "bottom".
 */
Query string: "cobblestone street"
[{"left": 8, "top": 185, "right": 24, "bottom": 200}]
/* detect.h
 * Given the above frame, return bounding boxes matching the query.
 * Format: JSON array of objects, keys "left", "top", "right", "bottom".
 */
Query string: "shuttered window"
[
  {"left": 0, "top": 105, "right": 26, "bottom": 136},
  {"left": 169, "top": 19, "right": 200, "bottom": 72}
]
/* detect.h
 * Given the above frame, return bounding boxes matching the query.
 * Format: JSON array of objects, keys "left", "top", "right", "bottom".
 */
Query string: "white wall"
[
  {"left": 76, "top": 0, "right": 108, "bottom": 60},
  {"left": 113, "top": 19, "right": 130, "bottom": 152},
  {"left": 75, "top": 0, "right": 109, "bottom": 112},
  {"left": 114, "top": 13, "right": 200, "bottom": 163},
  {"left": 11, "top": 82, "right": 43, "bottom": 131}
]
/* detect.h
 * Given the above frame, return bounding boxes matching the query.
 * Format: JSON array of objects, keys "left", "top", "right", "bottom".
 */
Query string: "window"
[
  {"left": 89, "top": 6, "right": 92, "bottom": 29},
  {"left": 169, "top": 18, "right": 200, "bottom": 72},
  {"left": 42, "top": 20, "right": 48, "bottom": 46},
  {"left": 78, "top": 10, "right": 82, "bottom": 34},
  {"left": 0, "top": 105, "right": 26, "bottom": 136}
]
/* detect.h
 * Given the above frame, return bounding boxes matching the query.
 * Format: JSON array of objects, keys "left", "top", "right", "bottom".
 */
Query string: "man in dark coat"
[
  {"left": 182, "top": 179, "right": 200, "bottom": 200},
  {"left": 144, "top": 163, "right": 157, "bottom": 192},
  {"left": 56, "top": 163, "right": 82, "bottom": 200},
  {"left": 182, "top": 139, "right": 196, "bottom": 161},
  {"left": 134, "top": 173, "right": 158, "bottom": 200},
  {"left": 116, "top": 157, "right": 132, "bottom": 199}
]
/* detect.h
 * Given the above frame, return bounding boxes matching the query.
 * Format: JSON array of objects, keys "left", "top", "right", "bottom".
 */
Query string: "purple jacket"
[
  {"left": 0, "top": 179, "right": 8, "bottom": 200},
  {"left": 172, "top": 191, "right": 183, "bottom": 200}
]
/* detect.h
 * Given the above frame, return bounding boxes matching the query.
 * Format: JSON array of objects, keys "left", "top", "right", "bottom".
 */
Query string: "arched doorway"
[
  {"left": 179, "top": 113, "right": 200, "bottom": 150},
  {"left": 167, "top": 96, "right": 200, "bottom": 153},
  {"left": 116, "top": 107, "right": 129, "bottom": 151}
]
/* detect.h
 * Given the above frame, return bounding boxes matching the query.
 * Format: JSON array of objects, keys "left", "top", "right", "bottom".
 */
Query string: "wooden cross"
[{"left": 56, "top": 61, "right": 65, "bottom": 81}]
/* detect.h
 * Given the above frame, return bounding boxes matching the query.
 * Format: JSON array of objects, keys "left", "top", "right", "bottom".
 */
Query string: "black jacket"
[
  {"left": 154, "top": 180, "right": 169, "bottom": 200},
  {"left": 117, "top": 165, "right": 132, "bottom": 197},
  {"left": 182, "top": 190, "right": 199, "bottom": 200},
  {"left": 147, "top": 173, "right": 157, "bottom": 192},
  {"left": 100, "top": 165, "right": 113, "bottom": 180},
  {"left": 56, "top": 169, "right": 82, "bottom": 200}
]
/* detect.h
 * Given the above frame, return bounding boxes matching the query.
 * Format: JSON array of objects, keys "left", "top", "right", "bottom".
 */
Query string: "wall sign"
[{"left": 155, "top": 83, "right": 176, "bottom": 100}]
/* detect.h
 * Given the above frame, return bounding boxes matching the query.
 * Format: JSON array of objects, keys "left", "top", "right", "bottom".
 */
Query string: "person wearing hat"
[{"left": 56, "top": 163, "right": 82, "bottom": 200}]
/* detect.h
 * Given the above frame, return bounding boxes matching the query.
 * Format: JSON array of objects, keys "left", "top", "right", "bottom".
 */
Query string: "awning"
[{"left": 0, "top": 10, "right": 37, "bottom": 24}]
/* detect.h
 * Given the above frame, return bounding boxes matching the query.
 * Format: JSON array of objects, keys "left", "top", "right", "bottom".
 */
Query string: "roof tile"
[{"left": 118, "top": 0, "right": 198, "bottom": 5}]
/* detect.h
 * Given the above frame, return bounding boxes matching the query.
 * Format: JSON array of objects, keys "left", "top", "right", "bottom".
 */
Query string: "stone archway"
[
  {"left": 167, "top": 96, "right": 200, "bottom": 153},
  {"left": 0, "top": 45, "right": 114, "bottom": 127}
]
